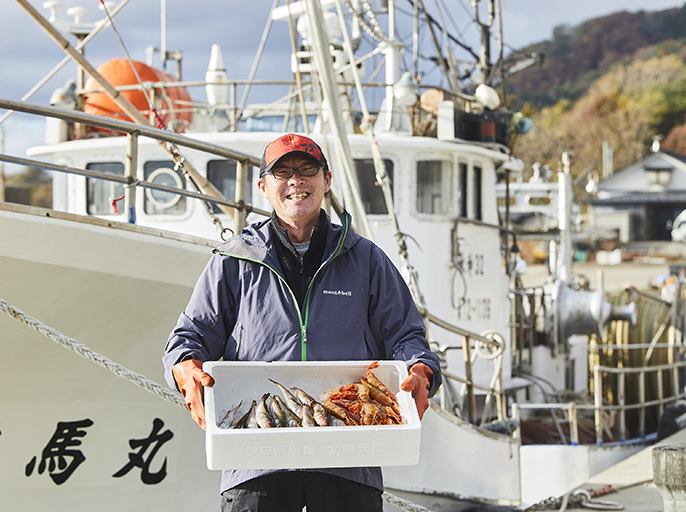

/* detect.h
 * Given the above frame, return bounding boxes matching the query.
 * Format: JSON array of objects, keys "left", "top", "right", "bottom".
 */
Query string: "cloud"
[{"left": 1, "top": 0, "right": 683, "bottom": 161}]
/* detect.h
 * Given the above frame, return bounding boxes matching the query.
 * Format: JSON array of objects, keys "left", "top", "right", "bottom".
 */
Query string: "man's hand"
[
  {"left": 401, "top": 362, "right": 433, "bottom": 420},
  {"left": 172, "top": 359, "right": 215, "bottom": 430}
]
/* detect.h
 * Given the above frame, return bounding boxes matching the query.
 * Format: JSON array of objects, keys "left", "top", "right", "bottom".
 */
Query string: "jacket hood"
[{"left": 213, "top": 210, "right": 359, "bottom": 263}]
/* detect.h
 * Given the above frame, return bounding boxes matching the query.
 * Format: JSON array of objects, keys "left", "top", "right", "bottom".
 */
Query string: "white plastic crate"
[{"left": 203, "top": 360, "right": 421, "bottom": 470}]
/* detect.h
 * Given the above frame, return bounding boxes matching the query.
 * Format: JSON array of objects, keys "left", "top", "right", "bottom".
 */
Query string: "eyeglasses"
[{"left": 266, "top": 163, "right": 322, "bottom": 180}]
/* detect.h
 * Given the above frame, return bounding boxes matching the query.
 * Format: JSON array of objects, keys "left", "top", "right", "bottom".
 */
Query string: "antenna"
[{"left": 161, "top": 0, "right": 167, "bottom": 69}]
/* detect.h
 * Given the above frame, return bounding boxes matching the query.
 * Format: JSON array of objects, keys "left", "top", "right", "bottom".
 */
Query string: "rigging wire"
[
  {"left": 98, "top": 0, "right": 165, "bottom": 130},
  {"left": 97, "top": 0, "right": 228, "bottom": 233},
  {"left": 0, "top": 0, "right": 131, "bottom": 128},
  {"left": 402, "top": 0, "right": 478, "bottom": 59},
  {"left": 437, "top": 0, "right": 470, "bottom": 42},
  {"left": 237, "top": 0, "right": 280, "bottom": 121}
]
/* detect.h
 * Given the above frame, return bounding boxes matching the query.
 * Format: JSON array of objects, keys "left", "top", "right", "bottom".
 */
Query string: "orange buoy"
[{"left": 83, "top": 59, "right": 193, "bottom": 133}]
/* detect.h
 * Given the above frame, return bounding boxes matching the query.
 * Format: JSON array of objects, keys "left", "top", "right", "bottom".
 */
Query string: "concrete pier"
[{"left": 654, "top": 444, "right": 686, "bottom": 512}]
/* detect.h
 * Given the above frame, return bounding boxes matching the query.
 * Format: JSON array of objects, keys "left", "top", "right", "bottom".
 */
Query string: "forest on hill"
[{"left": 506, "top": 4, "right": 686, "bottom": 184}]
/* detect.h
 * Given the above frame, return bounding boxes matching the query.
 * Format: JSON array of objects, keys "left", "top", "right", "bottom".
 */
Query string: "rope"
[
  {"left": 523, "top": 488, "right": 625, "bottom": 511},
  {"left": 381, "top": 492, "right": 436, "bottom": 512},
  {"left": 99, "top": 0, "right": 230, "bottom": 234},
  {"left": 0, "top": 298, "right": 186, "bottom": 409},
  {"left": 343, "top": 0, "right": 393, "bottom": 44},
  {"left": 169, "top": 148, "right": 226, "bottom": 234},
  {"left": 1, "top": 296, "right": 441, "bottom": 509}
]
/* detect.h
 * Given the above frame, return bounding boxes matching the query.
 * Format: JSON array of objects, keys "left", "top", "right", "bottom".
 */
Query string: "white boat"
[{"left": 2, "top": 1, "right": 684, "bottom": 510}]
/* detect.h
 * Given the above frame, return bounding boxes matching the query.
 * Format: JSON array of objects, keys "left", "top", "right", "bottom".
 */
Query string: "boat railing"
[
  {"left": 433, "top": 328, "right": 507, "bottom": 425},
  {"left": 511, "top": 359, "right": 686, "bottom": 445},
  {"left": 73, "top": 79, "right": 459, "bottom": 133},
  {"left": 0, "top": 96, "right": 271, "bottom": 230},
  {"left": 592, "top": 361, "right": 686, "bottom": 443}
]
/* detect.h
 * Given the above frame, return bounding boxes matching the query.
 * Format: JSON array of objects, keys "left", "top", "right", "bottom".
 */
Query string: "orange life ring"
[{"left": 83, "top": 59, "right": 193, "bottom": 134}]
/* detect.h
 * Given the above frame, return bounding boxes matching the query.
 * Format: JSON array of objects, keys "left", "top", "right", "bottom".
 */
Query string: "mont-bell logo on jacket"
[{"left": 322, "top": 289, "right": 352, "bottom": 297}]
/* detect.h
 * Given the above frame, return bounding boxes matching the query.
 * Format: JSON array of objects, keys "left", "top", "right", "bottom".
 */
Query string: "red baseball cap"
[{"left": 260, "top": 133, "right": 329, "bottom": 177}]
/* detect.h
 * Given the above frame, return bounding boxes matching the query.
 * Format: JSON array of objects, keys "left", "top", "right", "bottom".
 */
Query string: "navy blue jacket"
[{"left": 163, "top": 211, "right": 441, "bottom": 492}]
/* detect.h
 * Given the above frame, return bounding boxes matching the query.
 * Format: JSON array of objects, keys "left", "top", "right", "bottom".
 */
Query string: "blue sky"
[{"left": 1, "top": 0, "right": 683, "bottom": 173}]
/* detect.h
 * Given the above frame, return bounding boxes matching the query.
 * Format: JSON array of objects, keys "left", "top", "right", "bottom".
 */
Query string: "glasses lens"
[
  {"left": 270, "top": 164, "right": 321, "bottom": 180},
  {"left": 299, "top": 165, "right": 320, "bottom": 176},
  {"left": 271, "top": 168, "right": 293, "bottom": 180}
]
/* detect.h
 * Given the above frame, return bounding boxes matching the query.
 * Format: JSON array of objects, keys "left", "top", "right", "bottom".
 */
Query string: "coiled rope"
[
  {"left": 381, "top": 492, "right": 436, "bottom": 512},
  {"left": 1, "top": 297, "right": 437, "bottom": 511}
]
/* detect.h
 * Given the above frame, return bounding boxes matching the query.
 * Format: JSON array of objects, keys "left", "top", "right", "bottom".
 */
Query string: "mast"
[
  {"left": 558, "top": 153, "right": 573, "bottom": 284},
  {"left": 383, "top": 0, "right": 402, "bottom": 131},
  {"left": 303, "top": 0, "right": 373, "bottom": 238},
  {"left": 472, "top": 0, "right": 494, "bottom": 84}
]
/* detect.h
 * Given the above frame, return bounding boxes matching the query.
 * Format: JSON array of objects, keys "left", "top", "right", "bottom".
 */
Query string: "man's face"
[{"left": 258, "top": 154, "right": 331, "bottom": 226}]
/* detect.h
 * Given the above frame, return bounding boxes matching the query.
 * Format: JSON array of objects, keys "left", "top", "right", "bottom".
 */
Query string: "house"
[{"left": 587, "top": 147, "right": 686, "bottom": 242}]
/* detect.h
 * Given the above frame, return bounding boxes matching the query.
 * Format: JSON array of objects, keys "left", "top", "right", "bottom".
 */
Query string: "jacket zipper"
[
  {"left": 220, "top": 214, "right": 350, "bottom": 361},
  {"left": 301, "top": 216, "right": 349, "bottom": 350}
]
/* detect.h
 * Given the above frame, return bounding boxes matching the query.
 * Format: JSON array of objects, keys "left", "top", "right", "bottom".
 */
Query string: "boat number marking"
[
  {"left": 457, "top": 297, "right": 491, "bottom": 321},
  {"left": 464, "top": 253, "right": 485, "bottom": 277}
]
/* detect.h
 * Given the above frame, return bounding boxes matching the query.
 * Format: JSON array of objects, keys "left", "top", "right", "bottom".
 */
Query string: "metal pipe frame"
[
  {"left": 0, "top": 97, "right": 259, "bottom": 166},
  {"left": 591, "top": 360, "right": 686, "bottom": 444},
  {"left": 0, "top": 152, "right": 270, "bottom": 218}
]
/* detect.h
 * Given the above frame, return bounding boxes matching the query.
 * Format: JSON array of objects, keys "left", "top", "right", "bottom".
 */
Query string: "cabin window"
[
  {"left": 86, "top": 162, "right": 125, "bottom": 215},
  {"left": 417, "top": 160, "right": 454, "bottom": 215},
  {"left": 458, "top": 161, "right": 468, "bottom": 217},
  {"left": 354, "top": 159, "right": 394, "bottom": 214},
  {"left": 207, "top": 160, "right": 253, "bottom": 213},
  {"left": 144, "top": 160, "right": 187, "bottom": 215},
  {"left": 474, "top": 165, "right": 483, "bottom": 221}
]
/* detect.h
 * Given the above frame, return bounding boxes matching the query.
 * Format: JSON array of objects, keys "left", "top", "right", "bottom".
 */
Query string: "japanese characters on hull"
[{"left": 23, "top": 417, "right": 174, "bottom": 486}]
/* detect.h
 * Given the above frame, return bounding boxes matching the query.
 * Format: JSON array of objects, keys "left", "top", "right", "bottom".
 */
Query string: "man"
[{"left": 163, "top": 133, "right": 441, "bottom": 512}]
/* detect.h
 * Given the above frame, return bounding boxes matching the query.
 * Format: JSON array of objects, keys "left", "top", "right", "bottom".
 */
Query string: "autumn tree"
[{"left": 513, "top": 55, "right": 686, "bottom": 180}]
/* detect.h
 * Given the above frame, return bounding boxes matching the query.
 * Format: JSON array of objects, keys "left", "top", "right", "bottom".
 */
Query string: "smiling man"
[
  {"left": 256, "top": 134, "right": 332, "bottom": 242},
  {"left": 163, "top": 133, "right": 442, "bottom": 512}
]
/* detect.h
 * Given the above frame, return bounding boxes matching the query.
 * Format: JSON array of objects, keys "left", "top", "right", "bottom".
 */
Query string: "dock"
[{"left": 572, "top": 429, "right": 686, "bottom": 511}]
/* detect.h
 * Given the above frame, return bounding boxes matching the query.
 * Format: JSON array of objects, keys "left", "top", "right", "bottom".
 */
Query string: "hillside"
[{"left": 506, "top": 5, "right": 686, "bottom": 109}]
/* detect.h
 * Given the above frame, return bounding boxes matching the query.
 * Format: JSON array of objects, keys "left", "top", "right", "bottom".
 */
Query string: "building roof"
[
  {"left": 596, "top": 149, "right": 686, "bottom": 195},
  {"left": 587, "top": 190, "right": 686, "bottom": 205},
  {"left": 661, "top": 148, "right": 686, "bottom": 165}
]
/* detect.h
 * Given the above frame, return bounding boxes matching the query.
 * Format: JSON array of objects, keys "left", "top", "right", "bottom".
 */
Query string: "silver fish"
[
  {"left": 292, "top": 386, "right": 317, "bottom": 408},
  {"left": 273, "top": 395, "right": 301, "bottom": 427},
  {"left": 312, "top": 402, "right": 331, "bottom": 427},
  {"left": 300, "top": 405, "right": 317, "bottom": 427},
  {"left": 330, "top": 417, "right": 347, "bottom": 427},
  {"left": 234, "top": 401, "right": 259, "bottom": 429},
  {"left": 256, "top": 394, "right": 275, "bottom": 428},
  {"left": 218, "top": 401, "right": 243, "bottom": 429},
  {"left": 267, "top": 394, "right": 287, "bottom": 427},
  {"left": 269, "top": 378, "right": 303, "bottom": 412}
]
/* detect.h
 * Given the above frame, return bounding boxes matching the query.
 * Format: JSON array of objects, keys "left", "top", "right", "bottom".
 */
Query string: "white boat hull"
[
  {"left": 383, "top": 405, "right": 521, "bottom": 506},
  {"left": 520, "top": 442, "right": 646, "bottom": 505},
  {"left": 0, "top": 203, "right": 221, "bottom": 510},
  {"left": 0, "top": 207, "right": 651, "bottom": 509}
]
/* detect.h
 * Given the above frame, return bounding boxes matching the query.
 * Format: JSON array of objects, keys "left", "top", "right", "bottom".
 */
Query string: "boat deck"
[
  {"left": 384, "top": 428, "right": 684, "bottom": 511},
  {"left": 572, "top": 430, "right": 682, "bottom": 512}
]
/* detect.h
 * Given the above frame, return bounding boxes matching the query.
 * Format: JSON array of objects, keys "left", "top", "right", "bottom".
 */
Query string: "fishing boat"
[{"left": 2, "top": 1, "right": 685, "bottom": 510}]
